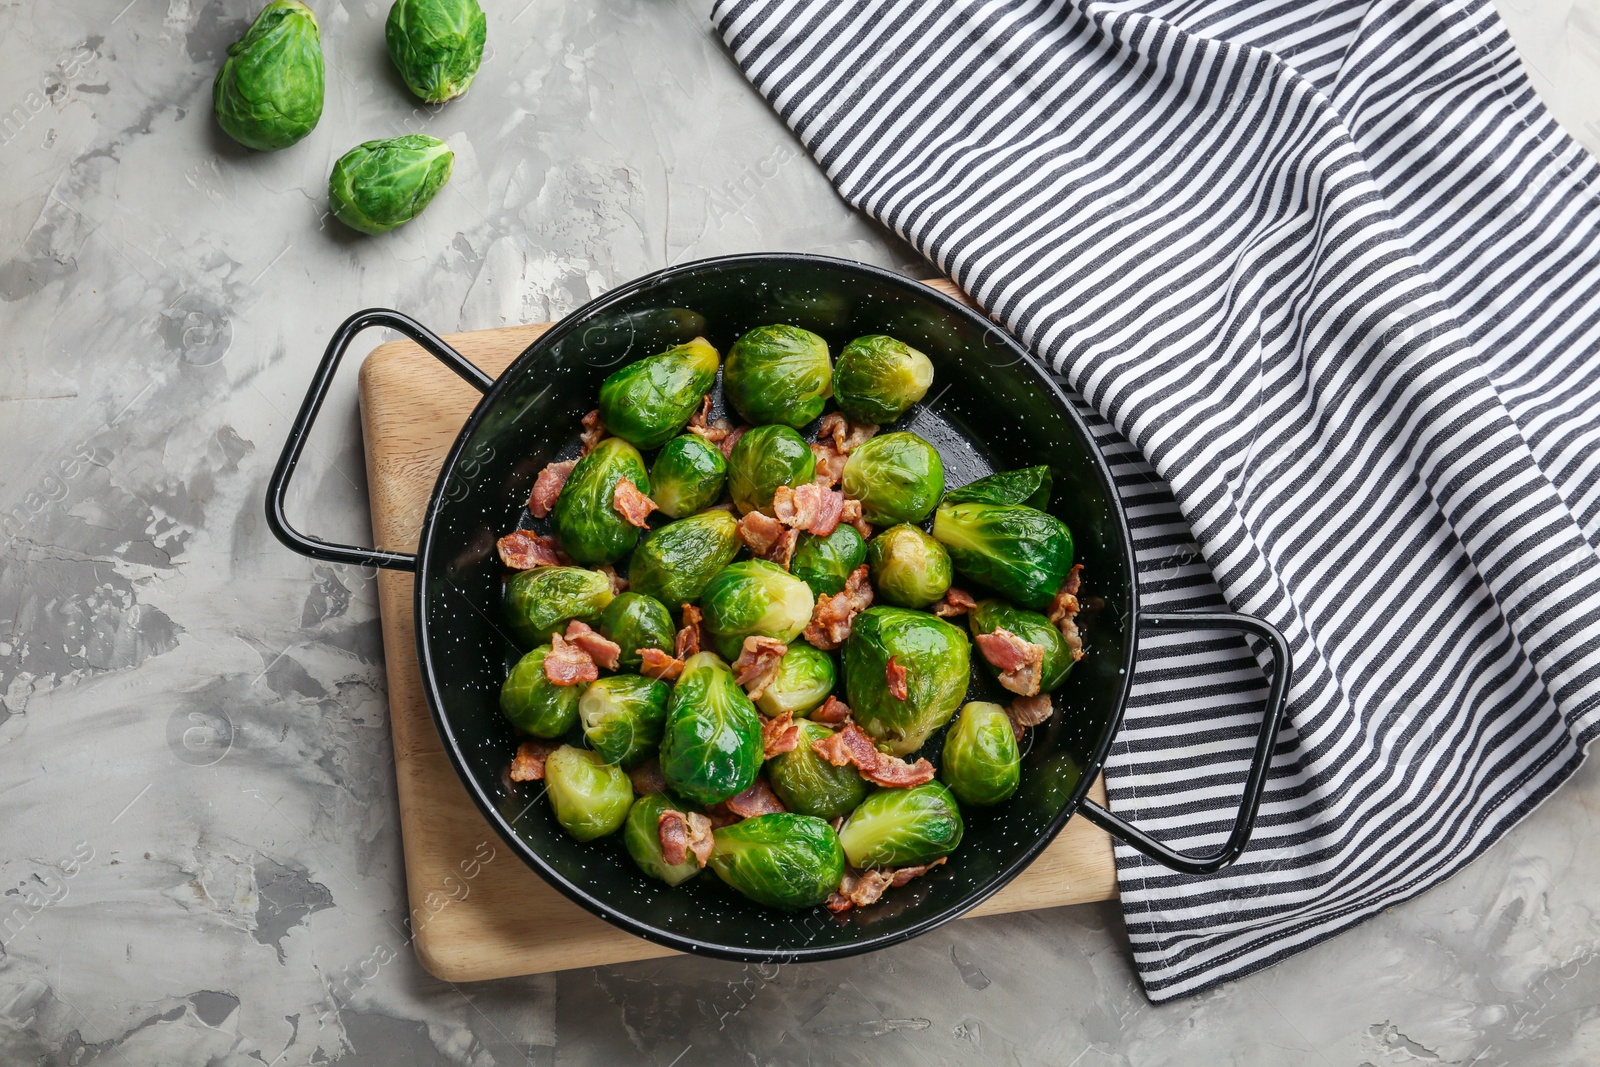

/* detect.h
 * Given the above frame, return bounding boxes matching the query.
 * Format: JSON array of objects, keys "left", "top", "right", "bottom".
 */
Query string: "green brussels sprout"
[
  {"left": 700, "top": 561, "right": 815, "bottom": 660},
  {"left": 504, "top": 566, "right": 615, "bottom": 648},
  {"left": 597, "top": 592, "right": 675, "bottom": 672},
  {"left": 649, "top": 434, "right": 727, "bottom": 519},
  {"left": 837, "top": 782, "right": 964, "bottom": 868},
  {"left": 943, "top": 466, "right": 1052, "bottom": 509},
  {"left": 841, "top": 432, "right": 945, "bottom": 526},
  {"left": 624, "top": 793, "right": 702, "bottom": 886},
  {"left": 580, "top": 674, "right": 670, "bottom": 768},
  {"left": 842, "top": 607, "right": 970, "bottom": 755},
  {"left": 627, "top": 510, "right": 742, "bottom": 605},
  {"left": 790, "top": 524, "right": 867, "bottom": 597},
  {"left": 543, "top": 745, "right": 634, "bottom": 841},
  {"left": 931, "top": 501, "right": 1074, "bottom": 610},
  {"left": 724, "top": 325, "right": 833, "bottom": 428},
  {"left": 866, "top": 524, "right": 953, "bottom": 608},
  {"left": 940, "top": 702, "right": 1021, "bottom": 807},
  {"left": 766, "top": 719, "right": 870, "bottom": 819},
  {"left": 212, "top": 0, "right": 324, "bottom": 152},
  {"left": 385, "top": 0, "right": 487, "bottom": 104},
  {"left": 968, "top": 599, "right": 1075, "bottom": 692},
  {"left": 597, "top": 339, "right": 721, "bottom": 450},
  {"left": 833, "top": 335, "right": 934, "bottom": 425},
  {"left": 754, "top": 645, "right": 837, "bottom": 719},
  {"left": 551, "top": 437, "right": 652, "bottom": 565},
  {"left": 708, "top": 813, "right": 846, "bottom": 910},
  {"left": 727, "top": 425, "right": 817, "bottom": 515},
  {"left": 500, "top": 645, "right": 582, "bottom": 737},
  {"left": 658, "top": 652, "right": 763, "bottom": 806},
  {"left": 328, "top": 135, "right": 454, "bottom": 235}
]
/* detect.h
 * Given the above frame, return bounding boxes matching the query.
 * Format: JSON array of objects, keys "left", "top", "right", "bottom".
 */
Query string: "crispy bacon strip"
[
  {"left": 659, "top": 809, "right": 715, "bottom": 867},
  {"left": 719, "top": 425, "right": 748, "bottom": 459},
  {"left": 975, "top": 627, "right": 1045, "bottom": 697},
  {"left": 931, "top": 586, "right": 977, "bottom": 618},
  {"left": 819, "top": 412, "right": 879, "bottom": 454},
  {"left": 629, "top": 758, "right": 667, "bottom": 795},
  {"left": 839, "top": 497, "right": 871, "bottom": 539},
  {"left": 687, "top": 394, "right": 735, "bottom": 445},
  {"left": 736, "top": 510, "right": 798, "bottom": 568},
  {"left": 810, "top": 722, "right": 935, "bottom": 788},
  {"left": 496, "top": 530, "right": 566, "bottom": 570},
  {"left": 580, "top": 409, "right": 608, "bottom": 454},
  {"left": 528, "top": 460, "right": 577, "bottom": 519},
  {"left": 732, "top": 636, "right": 788, "bottom": 699},
  {"left": 612, "top": 477, "right": 657, "bottom": 528},
  {"left": 509, "top": 739, "right": 558, "bottom": 782},
  {"left": 639, "top": 647, "right": 685, "bottom": 681},
  {"left": 1007, "top": 693, "right": 1054, "bottom": 740},
  {"left": 761, "top": 711, "right": 801, "bottom": 757},
  {"left": 1046, "top": 564, "right": 1086, "bottom": 662},
  {"left": 885, "top": 655, "right": 909, "bottom": 701},
  {"left": 812, "top": 695, "right": 853, "bottom": 725},
  {"left": 772, "top": 483, "right": 846, "bottom": 537},
  {"left": 804, "top": 565, "right": 873, "bottom": 650},
  {"left": 599, "top": 563, "right": 628, "bottom": 595},
  {"left": 544, "top": 632, "right": 599, "bottom": 685},
  {"left": 720, "top": 777, "right": 786, "bottom": 818},
  {"left": 675, "top": 603, "right": 703, "bottom": 659},
  {"left": 826, "top": 857, "right": 946, "bottom": 912},
  {"left": 564, "top": 620, "right": 621, "bottom": 671},
  {"left": 810, "top": 442, "right": 849, "bottom": 489}
]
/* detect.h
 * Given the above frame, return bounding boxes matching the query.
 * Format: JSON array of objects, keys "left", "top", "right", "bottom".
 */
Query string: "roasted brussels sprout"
[
  {"left": 597, "top": 592, "right": 675, "bottom": 672},
  {"left": 837, "top": 782, "right": 964, "bottom": 868},
  {"left": 833, "top": 335, "right": 934, "bottom": 425},
  {"left": 504, "top": 566, "right": 615, "bottom": 648},
  {"left": 650, "top": 434, "right": 728, "bottom": 518},
  {"left": 765, "top": 719, "right": 870, "bottom": 819},
  {"left": 941, "top": 702, "right": 1021, "bottom": 807},
  {"left": 700, "top": 560, "right": 815, "bottom": 660},
  {"left": 754, "top": 644, "right": 837, "bottom": 718},
  {"left": 968, "top": 599, "right": 1075, "bottom": 692},
  {"left": 727, "top": 424, "right": 816, "bottom": 515},
  {"left": 627, "top": 510, "right": 742, "bottom": 605},
  {"left": 658, "top": 652, "right": 763, "bottom": 806},
  {"left": 866, "top": 524, "right": 953, "bottom": 608},
  {"left": 551, "top": 437, "right": 652, "bottom": 565},
  {"left": 842, "top": 606, "right": 970, "bottom": 755},
  {"left": 580, "top": 674, "right": 670, "bottom": 768},
  {"left": 708, "top": 813, "right": 846, "bottom": 910},
  {"left": 624, "top": 793, "right": 701, "bottom": 886},
  {"left": 943, "top": 466, "right": 1051, "bottom": 509},
  {"left": 328, "top": 135, "right": 455, "bottom": 235},
  {"left": 385, "top": 0, "right": 487, "bottom": 104},
  {"left": 841, "top": 432, "right": 945, "bottom": 526},
  {"left": 213, "top": 0, "right": 324, "bottom": 152},
  {"left": 931, "top": 500, "right": 1074, "bottom": 610},
  {"left": 790, "top": 524, "right": 867, "bottom": 597},
  {"left": 500, "top": 645, "right": 581, "bottom": 737},
  {"left": 597, "top": 339, "right": 721, "bottom": 450},
  {"left": 543, "top": 745, "right": 634, "bottom": 841},
  {"left": 724, "top": 325, "right": 833, "bottom": 428}
]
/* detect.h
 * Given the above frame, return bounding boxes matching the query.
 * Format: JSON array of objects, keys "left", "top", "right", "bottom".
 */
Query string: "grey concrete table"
[{"left": 2, "top": 2, "right": 1598, "bottom": 1064}]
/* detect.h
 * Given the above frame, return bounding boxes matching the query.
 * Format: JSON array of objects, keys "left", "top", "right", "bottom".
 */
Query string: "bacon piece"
[
  {"left": 1007, "top": 693, "right": 1054, "bottom": 740},
  {"left": 772, "top": 483, "right": 846, "bottom": 537},
  {"left": 598, "top": 563, "right": 628, "bottom": 595},
  {"left": 509, "top": 740, "right": 558, "bottom": 782},
  {"left": 721, "top": 777, "right": 786, "bottom": 818},
  {"left": 564, "top": 620, "right": 621, "bottom": 671},
  {"left": 889, "top": 857, "right": 947, "bottom": 887},
  {"left": 825, "top": 857, "right": 946, "bottom": 912},
  {"left": 719, "top": 425, "right": 748, "bottom": 459},
  {"left": 975, "top": 627, "right": 1045, "bottom": 697},
  {"left": 1046, "top": 564, "right": 1086, "bottom": 662},
  {"left": 839, "top": 497, "right": 872, "bottom": 539},
  {"left": 819, "top": 412, "right": 878, "bottom": 454},
  {"left": 810, "top": 442, "right": 849, "bottom": 489},
  {"left": 732, "top": 636, "right": 788, "bottom": 699},
  {"left": 628, "top": 758, "right": 668, "bottom": 795},
  {"left": 810, "top": 722, "right": 935, "bottom": 788},
  {"left": 674, "top": 603, "right": 703, "bottom": 660},
  {"left": 580, "top": 409, "right": 608, "bottom": 454},
  {"left": 496, "top": 530, "right": 566, "bottom": 570},
  {"left": 804, "top": 564, "right": 873, "bottom": 650},
  {"left": 931, "top": 586, "right": 977, "bottom": 618},
  {"left": 761, "top": 711, "right": 801, "bottom": 757},
  {"left": 658, "top": 809, "right": 715, "bottom": 868},
  {"left": 812, "top": 695, "right": 853, "bottom": 725},
  {"left": 885, "top": 656, "right": 909, "bottom": 701},
  {"left": 544, "top": 633, "right": 599, "bottom": 685},
  {"left": 687, "top": 394, "right": 735, "bottom": 445},
  {"left": 612, "top": 477, "right": 657, "bottom": 528},
  {"left": 639, "top": 647, "right": 685, "bottom": 681},
  {"left": 528, "top": 460, "right": 577, "bottom": 519},
  {"left": 736, "top": 510, "right": 798, "bottom": 568}
]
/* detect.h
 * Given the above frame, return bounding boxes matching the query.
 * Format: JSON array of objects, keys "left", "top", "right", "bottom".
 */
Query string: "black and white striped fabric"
[{"left": 713, "top": 0, "right": 1600, "bottom": 999}]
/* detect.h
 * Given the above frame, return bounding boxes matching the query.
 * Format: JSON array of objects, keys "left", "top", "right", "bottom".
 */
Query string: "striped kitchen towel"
[{"left": 712, "top": 0, "right": 1600, "bottom": 999}]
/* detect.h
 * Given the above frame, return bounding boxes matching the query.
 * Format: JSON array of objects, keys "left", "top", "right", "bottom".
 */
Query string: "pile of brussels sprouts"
[
  {"left": 212, "top": 0, "right": 485, "bottom": 233},
  {"left": 496, "top": 321, "right": 1088, "bottom": 914}
]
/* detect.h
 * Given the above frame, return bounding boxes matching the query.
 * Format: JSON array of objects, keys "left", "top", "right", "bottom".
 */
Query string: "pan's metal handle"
[
  {"left": 266, "top": 308, "right": 494, "bottom": 572},
  {"left": 1078, "top": 610, "right": 1291, "bottom": 875}
]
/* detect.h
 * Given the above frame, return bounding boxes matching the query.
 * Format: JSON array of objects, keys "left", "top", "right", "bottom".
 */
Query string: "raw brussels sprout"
[
  {"left": 754, "top": 644, "right": 837, "bottom": 719},
  {"left": 727, "top": 425, "right": 816, "bottom": 515},
  {"left": 837, "top": 782, "right": 964, "bottom": 868},
  {"left": 500, "top": 645, "right": 581, "bottom": 737},
  {"left": 841, "top": 432, "right": 945, "bottom": 526},
  {"left": 842, "top": 607, "right": 970, "bottom": 755},
  {"left": 790, "top": 524, "right": 867, "bottom": 597},
  {"left": 968, "top": 599, "right": 1075, "bottom": 692},
  {"left": 944, "top": 466, "right": 1051, "bottom": 509},
  {"left": 866, "top": 524, "right": 953, "bottom": 608},
  {"left": 543, "top": 745, "right": 634, "bottom": 841},
  {"left": 627, "top": 510, "right": 742, "bottom": 605},
  {"left": 931, "top": 501, "right": 1074, "bottom": 611},
  {"left": 551, "top": 437, "right": 652, "bottom": 565},
  {"left": 650, "top": 434, "right": 727, "bottom": 519},
  {"left": 658, "top": 652, "right": 763, "bottom": 806},
  {"left": 766, "top": 719, "right": 870, "bottom": 819},
  {"left": 833, "top": 335, "right": 934, "bottom": 425},
  {"left": 385, "top": 0, "right": 487, "bottom": 104},
  {"left": 580, "top": 674, "right": 670, "bottom": 768},
  {"left": 700, "top": 560, "right": 815, "bottom": 660},
  {"left": 328, "top": 135, "right": 454, "bottom": 235},
  {"left": 624, "top": 793, "right": 702, "bottom": 886},
  {"left": 213, "top": 0, "right": 324, "bottom": 152},
  {"left": 941, "top": 702, "right": 1021, "bottom": 807},
  {"left": 597, "top": 339, "right": 721, "bottom": 450},
  {"left": 724, "top": 325, "right": 833, "bottom": 428},
  {"left": 708, "top": 813, "right": 846, "bottom": 910},
  {"left": 597, "top": 592, "right": 676, "bottom": 672},
  {"left": 504, "top": 566, "right": 615, "bottom": 648}
]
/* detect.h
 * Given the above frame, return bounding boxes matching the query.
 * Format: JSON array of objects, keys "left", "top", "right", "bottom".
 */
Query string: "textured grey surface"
[{"left": 0, "top": 1, "right": 1597, "bottom": 1064}]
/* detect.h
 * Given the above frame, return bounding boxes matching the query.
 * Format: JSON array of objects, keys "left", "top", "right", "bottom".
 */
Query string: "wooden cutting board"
[{"left": 358, "top": 278, "right": 1118, "bottom": 984}]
